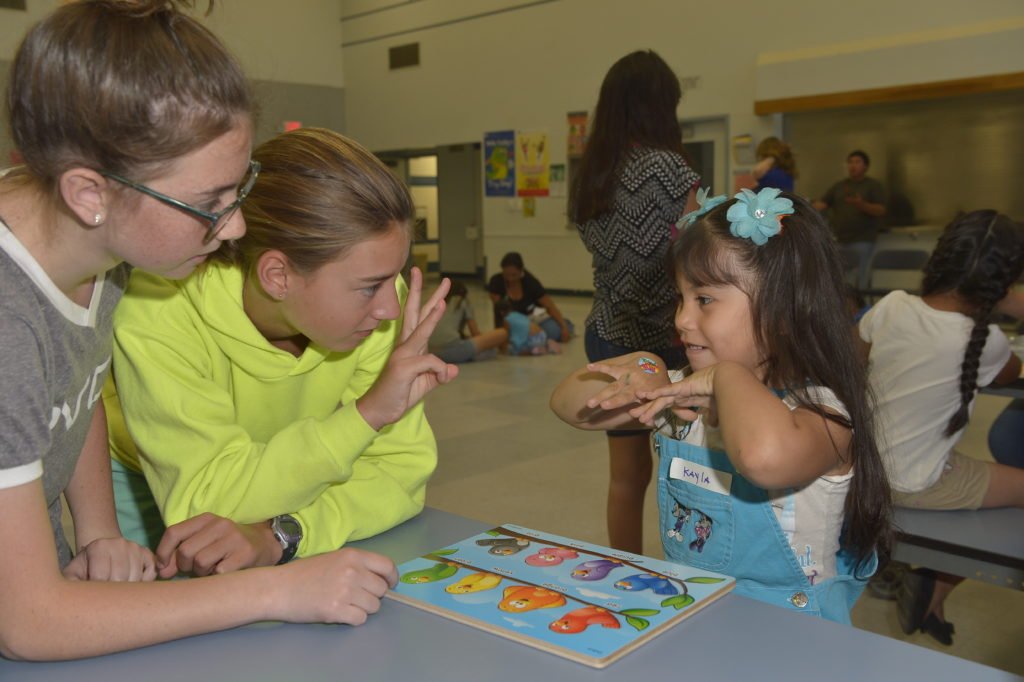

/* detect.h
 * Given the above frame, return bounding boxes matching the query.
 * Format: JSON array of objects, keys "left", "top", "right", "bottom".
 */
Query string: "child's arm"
[
  {"left": 62, "top": 401, "right": 156, "bottom": 582},
  {"left": 536, "top": 294, "right": 572, "bottom": 340},
  {"left": 466, "top": 318, "right": 482, "bottom": 337},
  {"left": 550, "top": 352, "right": 668, "bottom": 431},
  {"left": 996, "top": 288, "right": 1024, "bottom": 320},
  {"left": 635, "top": 361, "right": 852, "bottom": 489},
  {"left": 0, "top": 478, "right": 398, "bottom": 660},
  {"left": 752, "top": 156, "right": 774, "bottom": 180},
  {"left": 990, "top": 353, "right": 1022, "bottom": 386}
]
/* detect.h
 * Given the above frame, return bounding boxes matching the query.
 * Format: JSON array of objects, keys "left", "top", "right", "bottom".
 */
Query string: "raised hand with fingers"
[{"left": 357, "top": 267, "right": 459, "bottom": 431}]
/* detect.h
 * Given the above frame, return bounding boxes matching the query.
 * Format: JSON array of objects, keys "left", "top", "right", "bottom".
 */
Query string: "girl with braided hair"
[{"left": 858, "top": 210, "right": 1024, "bottom": 646}]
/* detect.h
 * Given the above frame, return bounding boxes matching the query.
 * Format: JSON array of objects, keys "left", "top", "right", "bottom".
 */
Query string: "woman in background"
[
  {"left": 487, "top": 251, "right": 573, "bottom": 342},
  {"left": 569, "top": 49, "right": 700, "bottom": 553},
  {"left": 753, "top": 136, "right": 797, "bottom": 193}
]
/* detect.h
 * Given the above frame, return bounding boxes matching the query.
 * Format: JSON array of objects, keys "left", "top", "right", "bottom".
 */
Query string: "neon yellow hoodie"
[{"left": 105, "top": 261, "right": 436, "bottom": 557}]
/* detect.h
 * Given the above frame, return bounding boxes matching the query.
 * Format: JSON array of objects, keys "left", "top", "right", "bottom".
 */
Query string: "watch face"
[{"left": 274, "top": 515, "right": 303, "bottom": 544}]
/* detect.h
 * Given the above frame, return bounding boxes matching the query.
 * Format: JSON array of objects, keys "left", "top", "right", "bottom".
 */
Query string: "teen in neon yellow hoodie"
[
  {"left": 104, "top": 128, "right": 457, "bottom": 569},
  {"left": 107, "top": 262, "right": 435, "bottom": 558}
]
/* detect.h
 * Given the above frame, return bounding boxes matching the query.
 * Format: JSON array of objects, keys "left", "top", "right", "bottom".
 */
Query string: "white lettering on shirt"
[{"left": 48, "top": 356, "right": 111, "bottom": 431}]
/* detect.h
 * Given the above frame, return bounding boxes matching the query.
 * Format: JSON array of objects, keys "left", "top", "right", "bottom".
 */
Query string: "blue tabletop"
[{"left": 1, "top": 508, "right": 1018, "bottom": 681}]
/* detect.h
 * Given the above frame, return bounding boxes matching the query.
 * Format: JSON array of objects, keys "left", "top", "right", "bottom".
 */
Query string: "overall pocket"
[{"left": 658, "top": 469, "right": 735, "bottom": 572}]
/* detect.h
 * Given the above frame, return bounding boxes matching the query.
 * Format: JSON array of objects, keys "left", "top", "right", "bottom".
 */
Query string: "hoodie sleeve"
[
  {"left": 111, "top": 271, "right": 436, "bottom": 548},
  {"left": 291, "top": 298, "right": 437, "bottom": 555},
  {"left": 291, "top": 401, "right": 434, "bottom": 555}
]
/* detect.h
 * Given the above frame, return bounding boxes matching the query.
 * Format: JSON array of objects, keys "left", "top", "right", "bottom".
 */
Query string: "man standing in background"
[{"left": 814, "top": 150, "right": 887, "bottom": 289}]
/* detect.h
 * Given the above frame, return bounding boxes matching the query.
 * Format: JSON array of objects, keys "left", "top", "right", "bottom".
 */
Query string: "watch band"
[{"left": 271, "top": 514, "right": 302, "bottom": 565}]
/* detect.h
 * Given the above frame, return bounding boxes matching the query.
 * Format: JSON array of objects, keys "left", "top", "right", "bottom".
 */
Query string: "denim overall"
[{"left": 655, "top": 431, "right": 876, "bottom": 624}]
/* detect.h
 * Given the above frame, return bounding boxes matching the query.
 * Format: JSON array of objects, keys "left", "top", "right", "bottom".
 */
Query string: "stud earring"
[{"left": 93, "top": 213, "right": 103, "bottom": 225}]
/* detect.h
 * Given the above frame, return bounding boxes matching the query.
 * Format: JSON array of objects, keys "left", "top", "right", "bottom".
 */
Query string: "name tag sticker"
[{"left": 669, "top": 459, "right": 732, "bottom": 496}]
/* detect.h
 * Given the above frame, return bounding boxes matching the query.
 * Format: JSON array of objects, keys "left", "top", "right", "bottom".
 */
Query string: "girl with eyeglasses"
[
  {"left": 0, "top": 0, "right": 409, "bottom": 661},
  {"left": 104, "top": 127, "right": 457, "bottom": 577}
]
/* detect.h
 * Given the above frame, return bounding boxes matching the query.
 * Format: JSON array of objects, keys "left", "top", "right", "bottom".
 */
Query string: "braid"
[
  {"left": 922, "top": 210, "right": 1024, "bottom": 437},
  {"left": 948, "top": 311, "right": 992, "bottom": 436}
]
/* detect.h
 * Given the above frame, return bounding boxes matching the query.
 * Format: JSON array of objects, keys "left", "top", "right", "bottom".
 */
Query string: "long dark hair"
[
  {"left": 570, "top": 50, "right": 686, "bottom": 224},
  {"left": 921, "top": 210, "right": 1024, "bottom": 437},
  {"left": 670, "top": 194, "right": 891, "bottom": 568}
]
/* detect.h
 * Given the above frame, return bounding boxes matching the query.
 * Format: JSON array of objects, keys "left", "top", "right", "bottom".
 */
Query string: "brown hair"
[
  {"left": 222, "top": 127, "right": 414, "bottom": 273},
  {"left": 755, "top": 137, "right": 797, "bottom": 177},
  {"left": 7, "top": 0, "right": 253, "bottom": 187}
]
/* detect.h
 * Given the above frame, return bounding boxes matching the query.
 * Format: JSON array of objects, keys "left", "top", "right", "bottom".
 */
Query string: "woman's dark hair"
[
  {"left": 921, "top": 210, "right": 1024, "bottom": 437},
  {"left": 671, "top": 194, "right": 891, "bottom": 568},
  {"left": 500, "top": 252, "right": 524, "bottom": 270},
  {"left": 570, "top": 50, "right": 686, "bottom": 224},
  {"left": 7, "top": 0, "right": 253, "bottom": 187}
]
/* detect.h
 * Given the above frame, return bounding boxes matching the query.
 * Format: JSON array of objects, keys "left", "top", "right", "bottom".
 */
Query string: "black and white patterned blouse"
[{"left": 577, "top": 147, "right": 699, "bottom": 351}]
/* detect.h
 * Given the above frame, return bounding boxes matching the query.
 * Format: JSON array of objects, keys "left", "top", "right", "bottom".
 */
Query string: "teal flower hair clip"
[
  {"left": 677, "top": 186, "right": 728, "bottom": 230},
  {"left": 725, "top": 187, "right": 794, "bottom": 245}
]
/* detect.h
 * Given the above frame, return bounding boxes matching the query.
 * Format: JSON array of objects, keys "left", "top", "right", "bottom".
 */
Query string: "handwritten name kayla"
[{"left": 678, "top": 465, "right": 711, "bottom": 486}]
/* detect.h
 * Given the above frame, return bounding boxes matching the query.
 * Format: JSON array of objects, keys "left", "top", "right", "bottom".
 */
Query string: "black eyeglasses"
[{"left": 100, "top": 160, "right": 260, "bottom": 243}]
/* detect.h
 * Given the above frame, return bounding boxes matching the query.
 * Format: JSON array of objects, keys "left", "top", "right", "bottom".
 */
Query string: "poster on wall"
[
  {"left": 484, "top": 130, "right": 516, "bottom": 197},
  {"left": 567, "top": 111, "right": 588, "bottom": 158},
  {"left": 549, "top": 163, "right": 566, "bottom": 198},
  {"left": 516, "top": 130, "right": 549, "bottom": 197}
]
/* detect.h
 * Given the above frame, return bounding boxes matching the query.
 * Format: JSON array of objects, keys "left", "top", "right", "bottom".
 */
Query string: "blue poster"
[{"left": 484, "top": 130, "right": 516, "bottom": 197}]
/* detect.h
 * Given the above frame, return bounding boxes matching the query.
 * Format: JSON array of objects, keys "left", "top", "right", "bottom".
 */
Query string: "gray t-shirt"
[{"left": 0, "top": 219, "right": 128, "bottom": 567}]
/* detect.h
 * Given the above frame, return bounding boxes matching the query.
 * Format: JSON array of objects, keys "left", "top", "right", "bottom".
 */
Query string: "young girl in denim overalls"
[{"left": 552, "top": 188, "right": 891, "bottom": 624}]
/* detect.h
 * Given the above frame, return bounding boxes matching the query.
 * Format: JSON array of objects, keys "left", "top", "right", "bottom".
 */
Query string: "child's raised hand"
[
  {"left": 62, "top": 536, "right": 157, "bottom": 582},
  {"left": 584, "top": 352, "right": 669, "bottom": 412},
  {"left": 357, "top": 268, "right": 459, "bottom": 431},
  {"left": 272, "top": 548, "right": 399, "bottom": 625},
  {"left": 400, "top": 266, "right": 448, "bottom": 344},
  {"left": 630, "top": 365, "right": 717, "bottom": 426}
]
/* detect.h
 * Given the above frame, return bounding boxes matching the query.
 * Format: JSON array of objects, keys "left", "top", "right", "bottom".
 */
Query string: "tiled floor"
[{"left": 423, "top": 280, "right": 1024, "bottom": 677}]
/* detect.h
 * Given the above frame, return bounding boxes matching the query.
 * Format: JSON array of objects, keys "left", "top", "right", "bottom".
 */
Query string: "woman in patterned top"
[{"left": 569, "top": 49, "right": 700, "bottom": 553}]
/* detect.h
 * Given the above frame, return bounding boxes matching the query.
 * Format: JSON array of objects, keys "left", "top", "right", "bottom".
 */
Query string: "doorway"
[
  {"left": 681, "top": 116, "right": 729, "bottom": 194},
  {"left": 377, "top": 142, "right": 483, "bottom": 278}
]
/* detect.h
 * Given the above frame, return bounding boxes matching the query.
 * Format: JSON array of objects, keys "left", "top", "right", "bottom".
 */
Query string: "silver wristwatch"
[{"left": 270, "top": 514, "right": 302, "bottom": 564}]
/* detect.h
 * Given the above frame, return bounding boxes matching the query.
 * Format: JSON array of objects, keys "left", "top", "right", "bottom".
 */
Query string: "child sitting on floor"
[{"left": 497, "top": 302, "right": 561, "bottom": 356}]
